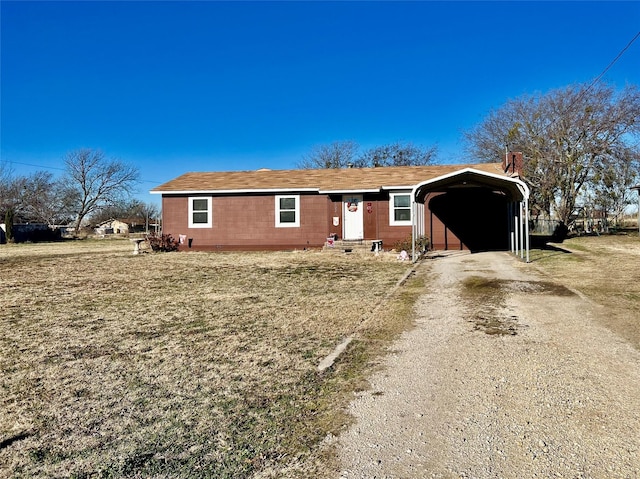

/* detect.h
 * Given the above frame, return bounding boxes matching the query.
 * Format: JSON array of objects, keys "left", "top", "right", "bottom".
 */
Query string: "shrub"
[
  {"left": 393, "top": 234, "right": 430, "bottom": 253},
  {"left": 552, "top": 221, "right": 569, "bottom": 242},
  {"left": 146, "top": 233, "right": 180, "bottom": 252},
  {"left": 4, "top": 209, "right": 14, "bottom": 243}
]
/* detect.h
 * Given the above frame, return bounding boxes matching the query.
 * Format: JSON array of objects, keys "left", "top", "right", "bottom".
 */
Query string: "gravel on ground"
[{"left": 335, "top": 251, "right": 640, "bottom": 479}]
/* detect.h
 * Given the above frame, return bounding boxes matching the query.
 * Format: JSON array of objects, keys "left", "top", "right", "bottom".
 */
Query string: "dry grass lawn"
[
  {"left": 3, "top": 234, "right": 637, "bottom": 478},
  {"left": 529, "top": 234, "right": 640, "bottom": 351},
  {"left": 0, "top": 240, "right": 420, "bottom": 478}
]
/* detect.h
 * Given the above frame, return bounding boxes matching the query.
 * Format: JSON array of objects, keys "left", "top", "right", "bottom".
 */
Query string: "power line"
[
  {"left": 5, "top": 160, "right": 66, "bottom": 172},
  {"left": 583, "top": 30, "right": 640, "bottom": 96},
  {"left": 3, "top": 160, "right": 165, "bottom": 185},
  {"left": 564, "top": 30, "right": 640, "bottom": 114},
  {"left": 531, "top": 29, "right": 640, "bottom": 138}
]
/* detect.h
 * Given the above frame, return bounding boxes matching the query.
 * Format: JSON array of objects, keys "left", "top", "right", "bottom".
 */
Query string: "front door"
[{"left": 343, "top": 195, "right": 364, "bottom": 240}]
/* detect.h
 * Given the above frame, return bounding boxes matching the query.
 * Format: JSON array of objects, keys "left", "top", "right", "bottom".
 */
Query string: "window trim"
[
  {"left": 275, "top": 194, "right": 300, "bottom": 228},
  {"left": 389, "top": 192, "right": 412, "bottom": 226},
  {"left": 188, "top": 196, "right": 212, "bottom": 228}
]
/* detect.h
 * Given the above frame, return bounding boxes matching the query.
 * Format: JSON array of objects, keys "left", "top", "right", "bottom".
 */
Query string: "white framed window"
[
  {"left": 188, "top": 197, "right": 212, "bottom": 228},
  {"left": 275, "top": 195, "right": 300, "bottom": 227},
  {"left": 389, "top": 192, "right": 412, "bottom": 226}
]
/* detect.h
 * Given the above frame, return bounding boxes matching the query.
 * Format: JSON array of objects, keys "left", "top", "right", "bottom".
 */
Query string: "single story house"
[
  {"left": 95, "top": 219, "right": 131, "bottom": 235},
  {"left": 151, "top": 154, "right": 530, "bottom": 258}
]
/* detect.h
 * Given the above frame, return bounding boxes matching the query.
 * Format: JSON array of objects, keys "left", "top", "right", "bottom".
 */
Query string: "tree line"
[
  {"left": 297, "top": 141, "right": 438, "bottom": 169},
  {"left": 0, "top": 149, "right": 154, "bottom": 239}
]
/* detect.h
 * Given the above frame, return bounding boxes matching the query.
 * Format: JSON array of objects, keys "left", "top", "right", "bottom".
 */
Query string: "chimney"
[{"left": 503, "top": 151, "right": 523, "bottom": 177}]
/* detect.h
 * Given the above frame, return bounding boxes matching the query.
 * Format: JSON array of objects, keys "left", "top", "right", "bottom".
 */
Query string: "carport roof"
[{"left": 413, "top": 167, "right": 529, "bottom": 203}]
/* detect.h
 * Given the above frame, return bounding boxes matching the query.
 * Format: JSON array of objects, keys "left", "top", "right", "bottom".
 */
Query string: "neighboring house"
[
  {"left": 95, "top": 219, "right": 130, "bottom": 235},
  {"left": 151, "top": 155, "right": 530, "bottom": 256}
]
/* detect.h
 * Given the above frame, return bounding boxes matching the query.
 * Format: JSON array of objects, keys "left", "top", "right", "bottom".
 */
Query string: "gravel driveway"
[{"left": 336, "top": 251, "right": 640, "bottom": 478}]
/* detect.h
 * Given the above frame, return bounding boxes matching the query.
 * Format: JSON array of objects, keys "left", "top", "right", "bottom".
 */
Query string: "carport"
[{"left": 411, "top": 168, "right": 530, "bottom": 262}]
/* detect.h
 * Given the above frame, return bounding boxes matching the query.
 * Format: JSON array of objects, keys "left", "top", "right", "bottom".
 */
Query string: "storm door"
[{"left": 342, "top": 195, "right": 363, "bottom": 240}]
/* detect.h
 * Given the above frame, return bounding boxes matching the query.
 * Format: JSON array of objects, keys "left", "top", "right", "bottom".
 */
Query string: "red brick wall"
[
  {"left": 323, "top": 194, "right": 413, "bottom": 247},
  {"left": 162, "top": 194, "right": 331, "bottom": 251},
  {"left": 330, "top": 193, "right": 420, "bottom": 248},
  {"left": 373, "top": 194, "right": 412, "bottom": 246},
  {"left": 161, "top": 191, "right": 466, "bottom": 251},
  {"left": 327, "top": 196, "right": 342, "bottom": 240}
]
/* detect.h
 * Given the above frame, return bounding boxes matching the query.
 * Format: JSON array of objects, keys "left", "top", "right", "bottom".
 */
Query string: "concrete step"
[{"left": 323, "top": 239, "right": 384, "bottom": 253}]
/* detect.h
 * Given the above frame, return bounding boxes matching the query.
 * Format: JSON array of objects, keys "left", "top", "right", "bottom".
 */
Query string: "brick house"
[{"left": 151, "top": 158, "right": 529, "bottom": 258}]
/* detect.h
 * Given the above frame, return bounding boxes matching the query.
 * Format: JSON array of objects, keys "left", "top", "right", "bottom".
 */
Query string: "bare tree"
[
  {"left": 138, "top": 202, "right": 160, "bottom": 233},
  {"left": 297, "top": 140, "right": 361, "bottom": 169},
  {"left": 359, "top": 142, "right": 437, "bottom": 167},
  {"left": 19, "top": 171, "right": 75, "bottom": 225},
  {"left": 465, "top": 82, "right": 640, "bottom": 227},
  {"left": 0, "top": 162, "right": 20, "bottom": 222},
  {"left": 298, "top": 140, "right": 438, "bottom": 169},
  {"left": 588, "top": 148, "right": 640, "bottom": 227},
  {"left": 64, "top": 149, "right": 139, "bottom": 235}
]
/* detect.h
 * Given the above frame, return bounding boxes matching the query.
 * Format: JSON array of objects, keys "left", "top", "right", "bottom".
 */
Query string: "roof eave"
[
  {"left": 381, "top": 185, "right": 416, "bottom": 190},
  {"left": 151, "top": 188, "right": 320, "bottom": 195},
  {"left": 318, "top": 188, "right": 381, "bottom": 194}
]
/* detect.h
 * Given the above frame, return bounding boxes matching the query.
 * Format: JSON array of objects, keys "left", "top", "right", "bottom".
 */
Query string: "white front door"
[{"left": 343, "top": 195, "right": 364, "bottom": 240}]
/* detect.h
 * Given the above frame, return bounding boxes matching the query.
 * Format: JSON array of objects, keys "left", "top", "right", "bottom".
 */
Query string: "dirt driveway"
[{"left": 336, "top": 251, "right": 640, "bottom": 478}]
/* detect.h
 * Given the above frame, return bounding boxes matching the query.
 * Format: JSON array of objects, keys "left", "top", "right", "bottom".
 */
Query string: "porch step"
[{"left": 322, "top": 239, "right": 384, "bottom": 253}]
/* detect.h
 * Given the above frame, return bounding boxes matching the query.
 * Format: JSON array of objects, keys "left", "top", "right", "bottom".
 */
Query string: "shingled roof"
[{"left": 151, "top": 163, "right": 505, "bottom": 194}]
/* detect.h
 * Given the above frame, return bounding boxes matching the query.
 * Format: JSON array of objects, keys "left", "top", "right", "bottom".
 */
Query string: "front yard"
[{"left": 0, "top": 240, "right": 420, "bottom": 478}]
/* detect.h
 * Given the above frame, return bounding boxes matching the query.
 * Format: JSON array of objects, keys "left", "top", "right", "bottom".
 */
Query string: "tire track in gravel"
[{"left": 335, "top": 251, "right": 640, "bottom": 479}]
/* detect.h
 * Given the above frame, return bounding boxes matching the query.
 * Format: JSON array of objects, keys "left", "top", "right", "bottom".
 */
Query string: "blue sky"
[{"left": 2, "top": 1, "right": 639, "bottom": 206}]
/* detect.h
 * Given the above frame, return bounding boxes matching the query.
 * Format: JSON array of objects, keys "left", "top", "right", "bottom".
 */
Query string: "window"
[
  {"left": 389, "top": 192, "right": 412, "bottom": 226},
  {"left": 188, "top": 197, "right": 212, "bottom": 228},
  {"left": 275, "top": 195, "right": 300, "bottom": 227}
]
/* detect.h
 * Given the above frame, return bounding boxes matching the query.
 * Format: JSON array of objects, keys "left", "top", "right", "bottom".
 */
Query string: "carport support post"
[
  {"left": 411, "top": 202, "right": 416, "bottom": 262},
  {"left": 525, "top": 198, "right": 530, "bottom": 263},
  {"left": 519, "top": 202, "right": 524, "bottom": 259},
  {"left": 514, "top": 210, "right": 519, "bottom": 256},
  {"left": 512, "top": 202, "right": 516, "bottom": 253},
  {"left": 507, "top": 201, "right": 515, "bottom": 253},
  {"left": 509, "top": 200, "right": 530, "bottom": 261}
]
